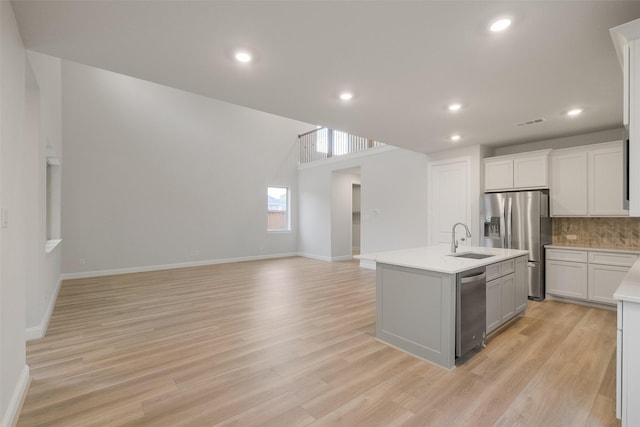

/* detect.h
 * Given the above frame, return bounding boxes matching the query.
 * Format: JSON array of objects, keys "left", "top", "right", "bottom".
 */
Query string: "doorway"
[
  {"left": 352, "top": 183, "right": 361, "bottom": 255},
  {"left": 330, "top": 167, "right": 361, "bottom": 260}
]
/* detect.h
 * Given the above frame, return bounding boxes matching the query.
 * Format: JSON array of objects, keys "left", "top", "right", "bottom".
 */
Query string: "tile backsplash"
[{"left": 552, "top": 217, "right": 640, "bottom": 250}]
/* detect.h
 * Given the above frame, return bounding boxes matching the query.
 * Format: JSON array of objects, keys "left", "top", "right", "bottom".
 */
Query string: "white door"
[{"left": 428, "top": 159, "right": 470, "bottom": 247}]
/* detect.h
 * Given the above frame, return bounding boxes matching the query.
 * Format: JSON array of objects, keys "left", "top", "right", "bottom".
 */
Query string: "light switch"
[{"left": 1, "top": 208, "right": 8, "bottom": 229}]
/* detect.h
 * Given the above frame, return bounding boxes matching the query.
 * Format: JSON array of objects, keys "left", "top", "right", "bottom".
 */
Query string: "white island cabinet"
[
  {"left": 359, "top": 246, "right": 529, "bottom": 369},
  {"left": 614, "top": 257, "right": 640, "bottom": 425}
]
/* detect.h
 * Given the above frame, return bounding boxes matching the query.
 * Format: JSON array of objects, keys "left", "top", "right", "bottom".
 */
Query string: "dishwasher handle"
[{"left": 460, "top": 272, "right": 486, "bottom": 284}]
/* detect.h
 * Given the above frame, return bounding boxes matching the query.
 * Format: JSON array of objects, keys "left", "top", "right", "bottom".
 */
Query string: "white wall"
[
  {"left": 24, "top": 51, "right": 63, "bottom": 339},
  {"left": 298, "top": 147, "right": 429, "bottom": 260},
  {"left": 61, "top": 61, "right": 314, "bottom": 276},
  {"left": 1, "top": 1, "right": 29, "bottom": 424}
]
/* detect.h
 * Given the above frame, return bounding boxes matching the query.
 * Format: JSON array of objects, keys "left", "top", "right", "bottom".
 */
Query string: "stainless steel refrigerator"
[{"left": 481, "top": 190, "right": 551, "bottom": 300}]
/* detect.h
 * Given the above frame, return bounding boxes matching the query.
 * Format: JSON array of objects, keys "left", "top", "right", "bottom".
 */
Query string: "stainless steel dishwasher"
[{"left": 456, "top": 266, "right": 486, "bottom": 360}]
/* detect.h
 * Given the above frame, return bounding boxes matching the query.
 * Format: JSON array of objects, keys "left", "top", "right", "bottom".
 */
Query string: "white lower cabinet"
[
  {"left": 546, "top": 259, "right": 589, "bottom": 299},
  {"left": 486, "top": 255, "right": 527, "bottom": 335},
  {"left": 500, "top": 274, "right": 515, "bottom": 322},
  {"left": 546, "top": 248, "right": 638, "bottom": 305},
  {"left": 515, "top": 256, "right": 528, "bottom": 313},
  {"left": 589, "top": 264, "right": 631, "bottom": 305},
  {"left": 486, "top": 279, "right": 501, "bottom": 333}
]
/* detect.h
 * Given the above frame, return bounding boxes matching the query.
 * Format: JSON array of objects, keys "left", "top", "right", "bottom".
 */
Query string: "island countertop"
[{"left": 356, "top": 245, "right": 529, "bottom": 274}]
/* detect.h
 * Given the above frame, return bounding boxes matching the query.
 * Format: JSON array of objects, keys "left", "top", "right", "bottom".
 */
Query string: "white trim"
[
  {"left": 359, "top": 259, "right": 376, "bottom": 270},
  {"left": 44, "top": 238, "right": 62, "bottom": 254},
  {"left": 25, "top": 277, "right": 63, "bottom": 341},
  {"left": 331, "top": 255, "right": 354, "bottom": 261},
  {"left": 46, "top": 156, "right": 60, "bottom": 166},
  {"left": 60, "top": 252, "right": 299, "bottom": 280},
  {"left": 298, "top": 145, "right": 398, "bottom": 170},
  {"left": 0, "top": 365, "right": 30, "bottom": 427},
  {"left": 297, "top": 252, "right": 333, "bottom": 262}
]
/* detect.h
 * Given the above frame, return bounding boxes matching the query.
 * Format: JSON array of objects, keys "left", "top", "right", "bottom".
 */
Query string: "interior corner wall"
[
  {"left": 61, "top": 61, "right": 314, "bottom": 275},
  {"left": 1, "top": 0, "right": 28, "bottom": 423},
  {"left": 298, "top": 147, "right": 429, "bottom": 260},
  {"left": 25, "top": 51, "right": 63, "bottom": 336}
]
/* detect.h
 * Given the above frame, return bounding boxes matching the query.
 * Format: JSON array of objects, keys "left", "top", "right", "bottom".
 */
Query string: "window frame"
[{"left": 267, "top": 186, "right": 291, "bottom": 232}]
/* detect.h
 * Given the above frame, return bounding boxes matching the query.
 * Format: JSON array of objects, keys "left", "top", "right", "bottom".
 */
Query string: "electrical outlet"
[
  {"left": 79, "top": 258, "right": 85, "bottom": 265},
  {"left": 566, "top": 234, "right": 577, "bottom": 240}
]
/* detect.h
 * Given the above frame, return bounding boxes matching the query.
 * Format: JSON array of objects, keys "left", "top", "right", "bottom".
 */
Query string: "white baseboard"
[
  {"left": 358, "top": 259, "right": 376, "bottom": 270},
  {"left": 0, "top": 365, "right": 30, "bottom": 427},
  {"left": 25, "top": 277, "right": 63, "bottom": 341},
  {"left": 331, "top": 255, "right": 355, "bottom": 261},
  {"left": 297, "top": 252, "right": 333, "bottom": 262},
  {"left": 60, "top": 252, "right": 300, "bottom": 280}
]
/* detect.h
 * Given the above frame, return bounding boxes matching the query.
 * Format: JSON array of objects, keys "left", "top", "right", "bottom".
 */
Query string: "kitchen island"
[{"left": 358, "top": 246, "right": 529, "bottom": 369}]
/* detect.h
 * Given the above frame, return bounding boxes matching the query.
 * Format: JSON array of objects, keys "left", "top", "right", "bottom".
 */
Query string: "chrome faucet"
[{"left": 451, "top": 222, "right": 472, "bottom": 253}]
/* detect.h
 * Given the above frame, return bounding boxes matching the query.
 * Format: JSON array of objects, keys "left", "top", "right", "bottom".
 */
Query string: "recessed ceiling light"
[
  {"left": 450, "top": 134, "right": 461, "bottom": 142},
  {"left": 490, "top": 18, "right": 512, "bottom": 32},
  {"left": 448, "top": 103, "right": 462, "bottom": 112},
  {"left": 339, "top": 92, "right": 353, "bottom": 101},
  {"left": 567, "top": 108, "right": 583, "bottom": 117},
  {"left": 234, "top": 51, "right": 252, "bottom": 63}
]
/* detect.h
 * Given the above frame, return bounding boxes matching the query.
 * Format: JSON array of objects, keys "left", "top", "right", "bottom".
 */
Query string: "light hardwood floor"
[{"left": 18, "top": 257, "right": 619, "bottom": 426}]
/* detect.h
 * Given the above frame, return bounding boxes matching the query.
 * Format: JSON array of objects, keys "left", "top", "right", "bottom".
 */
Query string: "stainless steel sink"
[{"left": 449, "top": 252, "right": 495, "bottom": 260}]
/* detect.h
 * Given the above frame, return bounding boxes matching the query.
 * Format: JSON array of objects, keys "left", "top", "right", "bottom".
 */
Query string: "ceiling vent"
[{"left": 515, "top": 118, "right": 546, "bottom": 127}]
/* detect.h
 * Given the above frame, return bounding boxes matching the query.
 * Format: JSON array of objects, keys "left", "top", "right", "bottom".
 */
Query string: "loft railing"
[{"left": 298, "top": 127, "right": 385, "bottom": 164}]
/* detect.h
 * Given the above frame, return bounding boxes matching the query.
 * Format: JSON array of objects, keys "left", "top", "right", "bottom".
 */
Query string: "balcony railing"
[{"left": 298, "top": 127, "right": 385, "bottom": 164}]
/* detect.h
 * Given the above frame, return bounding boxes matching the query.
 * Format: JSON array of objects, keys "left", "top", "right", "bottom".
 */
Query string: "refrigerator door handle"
[
  {"left": 500, "top": 200, "right": 507, "bottom": 248},
  {"left": 506, "top": 196, "right": 513, "bottom": 248}
]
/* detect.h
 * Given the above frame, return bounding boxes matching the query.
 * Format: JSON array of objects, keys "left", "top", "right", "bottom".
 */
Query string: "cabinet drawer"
[
  {"left": 501, "top": 259, "right": 515, "bottom": 275},
  {"left": 486, "top": 263, "right": 501, "bottom": 281},
  {"left": 546, "top": 249, "right": 588, "bottom": 263},
  {"left": 589, "top": 251, "right": 638, "bottom": 267}
]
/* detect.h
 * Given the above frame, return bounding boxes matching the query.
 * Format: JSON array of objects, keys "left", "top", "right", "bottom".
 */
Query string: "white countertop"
[
  {"left": 356, "top": 245, "right": 529, "bottom": 274},
  {"left": 546, "top": 245, "right": 640, "bottom": 255},
  {"left": 615, "top": 257, "right": 640, "bottom": 303}
]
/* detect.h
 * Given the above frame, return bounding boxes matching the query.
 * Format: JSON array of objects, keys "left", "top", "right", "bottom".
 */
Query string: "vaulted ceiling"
[{"left": 12, "top": 1, "right": 640, "bottom": 153}]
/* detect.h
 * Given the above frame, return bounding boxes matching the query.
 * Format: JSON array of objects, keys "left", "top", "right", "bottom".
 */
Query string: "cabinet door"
[
  {"left": 588, "top": 263, "right": 630, "bottom": 305},
  {"left": 550, "top": 150, "right": 588, "bottom": 216},
  {"left": 546, "top": 259, "right": 588, "bottom": 299},
  {"left": 486, "top": 278, "right": 501, "bottom": 334},
  {"left": 515, "top": 256, "right": 528, "bottom": 313},
  {"left": 514, "top": 155, "right": 548, "bottom": 189},
  {"left": 588, "top": 143, "right": 629, "bottom": 216},
  {"left": 500, "top": 273, "right": 516, "bottom": 322},
  {"left": 484, "top": 159, "right": 513, "bottom": 191}
]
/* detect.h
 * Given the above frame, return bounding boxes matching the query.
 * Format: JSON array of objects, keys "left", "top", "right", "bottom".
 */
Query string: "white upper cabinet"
[
  {"left": 514, "top": 154, "right": 549, "bottom": 189},
  {"left": 611, "top": 19, "right": 640, "bottom": 216},
  {"left": 550, "top": 150, "right": 588, "bottom": 216},
  {"left": 550, "top": 141, "right": 627, "bottom": 217},
  {"left": 484, "top": 159, "right": 513, "bottom": 191},
  {"left": 484, "top": 150, "right": 550, "bottom": 192},
  {"left": 589, "top": 144, "right": 628, "bottom": 216}
]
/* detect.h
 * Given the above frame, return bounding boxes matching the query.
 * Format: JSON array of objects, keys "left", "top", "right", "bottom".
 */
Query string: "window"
[
  {"left": 267, "top": 186, "right": 290, "bottom": 231},
  {"left": 45, "top": 156, "right": 62, "bottom": 252}
]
